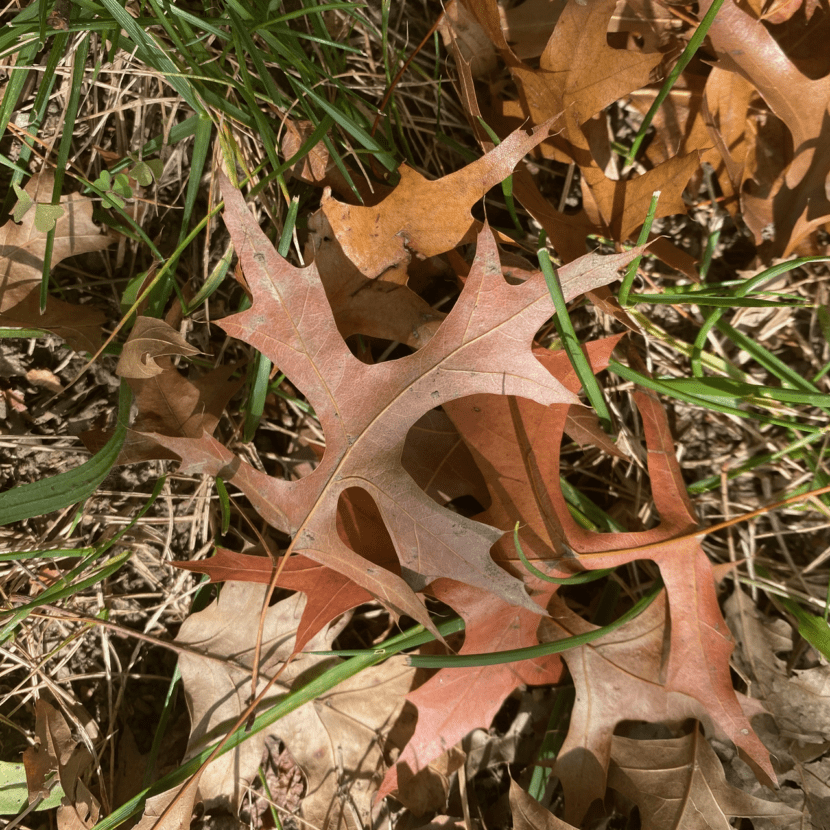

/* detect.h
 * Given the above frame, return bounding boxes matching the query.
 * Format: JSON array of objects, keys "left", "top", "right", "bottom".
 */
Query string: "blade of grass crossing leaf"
[
  {"left": 477, "top": 117, "right": 523, "bottom": 234},
  {"left": 624, "top": 0, "right": 726, "bottom": 166},
  {"left": 618, "top": 190, "right": 660, "bottom": 306},
  {"left": 243, "top": 196, "right": 299, "bottom": 441},
  {"left": 539, "top": 247, "right": 613, "bottom": 433},
  {"left": 89, "top": 614, "right": 466, "bottom": 830},
  {"left": 514, "top": 522, "right": 612, "bottom": 585},
  {"left": 559, "top": 476, "right": 627, "bottom": 532},
  {"left": 0, "top": 382, "right": 131, "bottom": 527},
  {"left": 40, "top": 33, "right": 90, "bottom": 313},
  {"left": 406, "top": 579, "right": 663, "bottom": 667}
]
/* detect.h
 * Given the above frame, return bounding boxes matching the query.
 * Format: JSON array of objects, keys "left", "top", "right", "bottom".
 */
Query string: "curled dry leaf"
[
  {"left": 116, "top": 316, "right": 201, "bottom": 379},
  {"left": 700, "top": 0, "right": 830, "bottom": 254}
]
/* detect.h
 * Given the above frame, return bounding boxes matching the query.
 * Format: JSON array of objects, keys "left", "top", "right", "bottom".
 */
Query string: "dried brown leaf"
[
  {"left": 175, "top": 582, "right": 415, "bottom": 828},
  {"left": 0, "top": 171, "right": 114, "bottom": 352},
  {"left": 608, "top": 730, "right": 800, "bottom": 830},
  {"left": 116, "top": 317, "right": 201, "bottom": 379},
  {"left": 509, "top": 779, "right": 578, "bottom": 830},
  {"left": 320, "top": 120, "right": 555, "bottom": 280}
]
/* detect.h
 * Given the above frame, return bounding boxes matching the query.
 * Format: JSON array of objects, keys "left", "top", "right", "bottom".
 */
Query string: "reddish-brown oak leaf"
[
  {"left": 378, "top": 578, "right": 563, "bottom": 807},
  {"left": 445, "top": 369, "right": 775, "bottom": 792},
  {"left": 179, "top": 411, "right": 489, "bottom": 648},
  {"left": 540, "top": 592, "right": 723, "bottom": 824},
  {"left": 177, "top": 549, "right": 372, "bottom": 654},
  {"left": 0, "top": 171, "right": 113, "bottom": 353},
  {"left": 380, "top": 338, "right": 625, "bottom": 804},
  {"left": 151, "top": 167, "right": 645, "bottom": 632},
  {"left": 445, "top": 336, "right": 625, "bottom": 575}
]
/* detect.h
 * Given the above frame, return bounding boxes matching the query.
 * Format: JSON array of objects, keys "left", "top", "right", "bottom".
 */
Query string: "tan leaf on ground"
[
  {"left": 725, "top": 589, "right": 830, "bottom": 745},
  {"left": 0, "top": 170, "right": 114, "bottom": 353},
  {"left": 438, "top": 1, "right": 499, "bottom": 78},
  {"left": 132, "top": 775, "right": 203, "bottom": 830},
  {"left": 540, "top": 591, "right": 719, "bottom": 824},
  {"left": 117, "top": 317, "right": 201, "bottom": 379},
  {"left": 22, "top": 699, "right": 101, "bottom": 830},
  {"left": 175, "top": 582, "right": 416, "bottom": 827},
  {"left": 320, "top": 120, "right": 555, "bottom": 280},
  {"left": 82, "top": 360, "right": 241, "bottom": 465},
  {"left": 608, "top": 730, "right": 801, "bottom": 830},
  {"left": 510, "top": 779, "right": 578, "bottom": 830}
]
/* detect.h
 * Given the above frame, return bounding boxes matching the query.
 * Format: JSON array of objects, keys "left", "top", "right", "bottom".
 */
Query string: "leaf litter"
[{"left": 3, "top": 1, "right": 830, "bottom": 829}]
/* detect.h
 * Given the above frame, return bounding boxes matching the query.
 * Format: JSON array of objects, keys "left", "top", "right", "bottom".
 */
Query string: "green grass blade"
[
  {"left": 608, "top": 359, "right": 822, "bottom": 433},
  {"left": 406, "top": 579, "right": 662, "bottom": 668},
  {"left": 243, "top": 195, "right": 298, "bottom": 441},
  {"left": 95, "top": 0, "right": 204, "bottom": 113},
  {"left": 691, "top": 255, "right": 830, "bottom": 376},
  {"left": 618, "top": 190, "right": 660, "bottom": 305},
  {"left": 624, "top": 0, "right": 726, "bottom": 166},
  {"left": 539, "top": 247, "right": 614, "bottom": 433},
  {"left": 513, "top": 522, "right": 612, "bottom": 585},
  {"left": 0, "top": 382, "right": 131, "bottom": 526}
]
